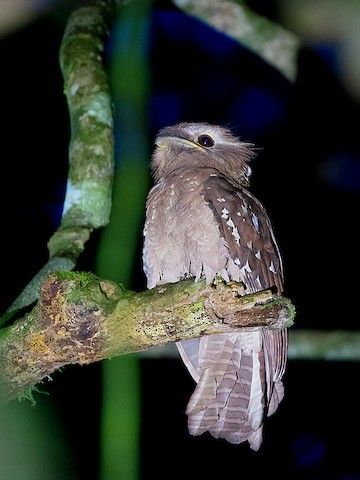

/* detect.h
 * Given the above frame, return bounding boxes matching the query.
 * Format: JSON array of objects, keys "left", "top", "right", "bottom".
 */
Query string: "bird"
[{"left": 142, "top": 122, "right": 288, "bottom": 450}]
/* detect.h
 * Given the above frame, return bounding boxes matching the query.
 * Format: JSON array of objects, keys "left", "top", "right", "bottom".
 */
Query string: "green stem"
[{"left": 95, "top": 3, "right": 151, "bottom": 478}]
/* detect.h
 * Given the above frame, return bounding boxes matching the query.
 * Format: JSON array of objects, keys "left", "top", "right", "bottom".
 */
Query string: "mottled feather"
[{"left": 143, "top": 122, "right": 288, "bottom": 450}]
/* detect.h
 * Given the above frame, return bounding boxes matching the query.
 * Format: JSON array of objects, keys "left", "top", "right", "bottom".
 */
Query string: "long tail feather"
[{"left": 180, "top": 328, "right": 286, "bottom": 450}]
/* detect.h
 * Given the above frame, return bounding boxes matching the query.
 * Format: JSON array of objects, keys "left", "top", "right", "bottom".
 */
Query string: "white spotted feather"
[{"left": 143, "top": 122, "right": 288, "bottom": 450}]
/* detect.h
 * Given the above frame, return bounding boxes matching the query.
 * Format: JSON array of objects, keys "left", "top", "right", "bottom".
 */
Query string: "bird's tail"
[{"left": 179, "top": 329, "right": 287, "bottom": 450}]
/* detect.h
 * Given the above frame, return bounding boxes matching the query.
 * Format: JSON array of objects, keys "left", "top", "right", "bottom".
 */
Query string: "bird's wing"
[
  {"left": 201, "top": 174, "right": 284, "bottom": 294},
  {"left": 181, "top": 175, "right": 287, "bottom": 448}
]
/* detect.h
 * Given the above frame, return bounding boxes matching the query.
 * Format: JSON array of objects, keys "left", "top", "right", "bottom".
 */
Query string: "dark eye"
[{"left": 198, "top": 134, "right": 214, "bottom": 147}]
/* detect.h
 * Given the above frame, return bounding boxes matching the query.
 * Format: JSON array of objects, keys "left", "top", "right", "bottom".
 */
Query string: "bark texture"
[{"left": 0, "top": 273, "right": 294, "bottom": 402}]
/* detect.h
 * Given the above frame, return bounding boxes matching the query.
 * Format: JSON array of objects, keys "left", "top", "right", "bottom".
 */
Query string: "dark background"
[{"left": 0, "top": 1, "right": 359, "bottom": 479}]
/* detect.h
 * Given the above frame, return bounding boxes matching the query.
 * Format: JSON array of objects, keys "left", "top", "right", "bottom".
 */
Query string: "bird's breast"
[{"left": 143, "top": 172, "right": 229, "bottom": 288}]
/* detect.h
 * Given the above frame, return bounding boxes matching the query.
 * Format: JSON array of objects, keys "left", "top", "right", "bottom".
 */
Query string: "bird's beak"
[{"left": 155, "top": 136, "right": 205, "bottom": 151}]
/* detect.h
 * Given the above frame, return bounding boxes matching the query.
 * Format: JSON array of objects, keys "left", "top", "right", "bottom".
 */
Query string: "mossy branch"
[
  {"left": 0, "top": 273, "right": 294, "bottom": 402},
  {"left": 55, "top": 0, "right": 117, "bottom": 234},
  {"left": 0, "top": 0, "right": 118, "bottom": 325}
]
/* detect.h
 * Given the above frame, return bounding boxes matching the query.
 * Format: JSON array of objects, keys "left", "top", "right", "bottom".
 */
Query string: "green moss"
[
  {"left": 48, "top": 226, "right": 90, "bottom": 259},
  {"left": 55, "top": 270, "right": 96, "bottom": 284},
  {"left": 17, "top": 385, "right": 49, "bottom": 407}
]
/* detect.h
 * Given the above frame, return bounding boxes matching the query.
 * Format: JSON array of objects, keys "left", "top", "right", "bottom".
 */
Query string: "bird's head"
[{"left": 151, "top": 122, "right": 255, "bottom": 187}]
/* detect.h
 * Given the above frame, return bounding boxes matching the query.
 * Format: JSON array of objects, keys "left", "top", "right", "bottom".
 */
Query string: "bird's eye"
[{"left": 198, "top": 134, "right": 214, "bottom": 147}]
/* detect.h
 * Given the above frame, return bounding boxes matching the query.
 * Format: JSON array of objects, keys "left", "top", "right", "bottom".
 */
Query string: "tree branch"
[
  {"left": 288, "top": 330, "right": 360, "bottom": 361},
  {"left": 1, "top": 0, "right": 118, "bottom": 325},
  {"left": 173, "top": 0, "right": 301, "bottom": 82},
  {"left": 0, "top": 273, "right": 294, "bottom": 402}
]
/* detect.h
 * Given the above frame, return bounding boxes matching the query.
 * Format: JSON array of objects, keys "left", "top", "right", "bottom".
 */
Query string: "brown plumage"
[{"left": 143, "top": 122, "right": 287, "bottom": 450}]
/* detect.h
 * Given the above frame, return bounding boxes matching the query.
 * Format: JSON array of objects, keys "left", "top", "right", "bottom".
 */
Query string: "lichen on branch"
[
  {"left": 1, "top": 1, "right": 118, "bottom": 325},
  {"left": 0, "top": 273, "right": 294, "bottom": 402}
]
